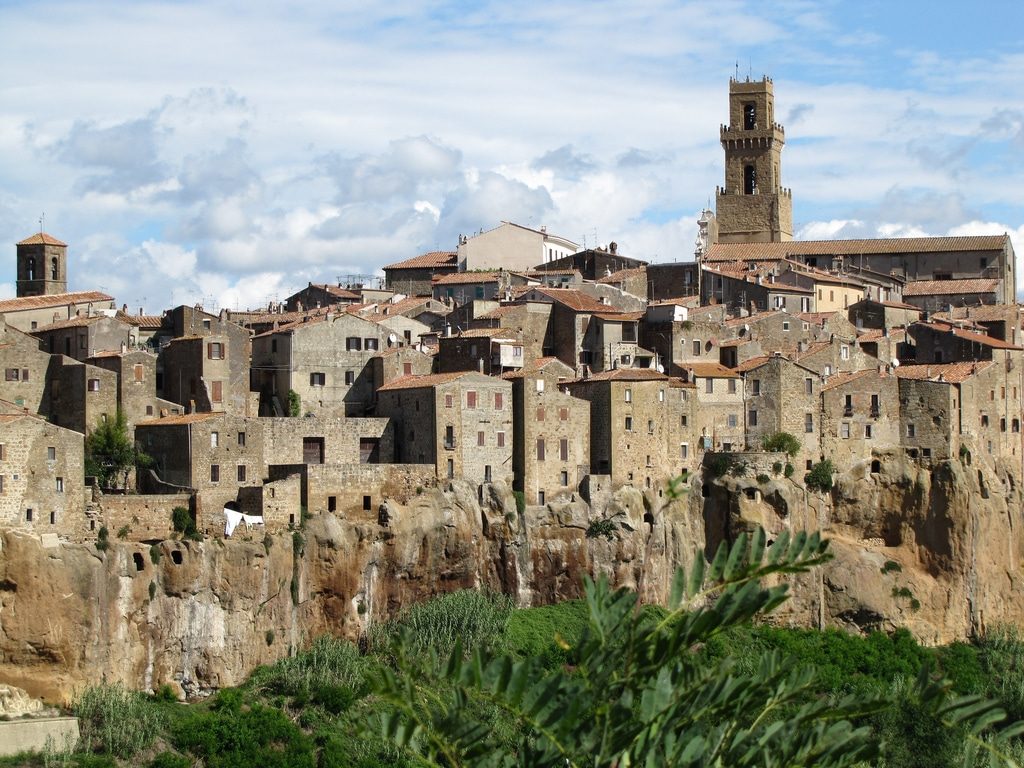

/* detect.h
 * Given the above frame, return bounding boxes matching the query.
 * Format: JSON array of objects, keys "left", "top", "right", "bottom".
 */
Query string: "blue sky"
[{"left": 0, "top": 0, "right": 1022, "bottom": 311}]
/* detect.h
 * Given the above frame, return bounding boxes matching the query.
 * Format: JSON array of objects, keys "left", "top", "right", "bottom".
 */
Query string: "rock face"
[
  {"left": 2, "top": 449, "right": 1022, "bottom": 703},
  {"left": 0, "top": 480, "right": 699, "bottom": 702}
]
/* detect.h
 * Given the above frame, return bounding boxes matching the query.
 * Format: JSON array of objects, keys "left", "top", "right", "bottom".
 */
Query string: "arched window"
[
  {"left": 744, "top": 165, "right": 757, "bottom": 194},
  {"left": 26, "top": 257, "right": 35, "bottom": 280},
  {"left": 51, "top": 257, "right": 59, "bottom": 280},
  {"left": 744, "top": 103, "right": 756, "bottom": 129}
]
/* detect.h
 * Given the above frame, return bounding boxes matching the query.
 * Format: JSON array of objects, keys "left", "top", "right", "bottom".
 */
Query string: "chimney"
[
  {"left": 609, "top": 241, "right": 618, "bottom": 255},
  {"left": 138, "top": 307, "right": 143, "bottom": 316},
  {"left": 121, "top": 303, "right": 127, "bottom": 312}
]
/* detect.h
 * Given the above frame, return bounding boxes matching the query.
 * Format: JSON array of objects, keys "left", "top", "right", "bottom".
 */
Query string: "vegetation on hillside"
[{"left": 5, "top": 531, "right": 1024, "bottom": 768}]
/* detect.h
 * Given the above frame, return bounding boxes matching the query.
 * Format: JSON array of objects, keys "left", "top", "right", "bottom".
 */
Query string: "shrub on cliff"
[
  {"left": 762, "top": 431, "right": 802, "bottom": 457},
  {"left": 805, "top": 460, "right": 835, "bottom": 492}
]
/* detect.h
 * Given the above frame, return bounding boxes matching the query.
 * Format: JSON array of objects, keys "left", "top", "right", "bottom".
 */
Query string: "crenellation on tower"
[{"left": 714, "top": 76, "right": 793, "bottom": 244}]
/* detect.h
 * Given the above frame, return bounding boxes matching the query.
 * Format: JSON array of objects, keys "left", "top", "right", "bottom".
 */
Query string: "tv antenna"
[{"left": 38, "top": 212, "right": 45, "bottom": 233}]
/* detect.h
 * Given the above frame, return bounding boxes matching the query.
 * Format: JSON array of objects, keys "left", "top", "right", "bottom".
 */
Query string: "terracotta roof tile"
[
  {"left": 136, "top": 412, "right": 219, "bottom": 426},
  {"left": 895, "top": 361, "right": 994, "bottom": 383},
  {"left": 0, "top": 290, "right": 114, "bottom": 313},
  {"left": 376, "top": 371, "right": 473, "bottom": 391},
  {"left": 597, "top": 266, "right": 646, "bottom": 284},
  {"left": 522, "top": 287, "right": 612, "bottom": 313},
  {"left": 736, "top": 354, "right": 775, "bottom": 372},
  {"left": 382, "top": 251, "right": 458, "bottom": 270},
  {"left": 915, "top": 321, "right": 1023, "bottom": 350},
  {"left": 116, "top": 311, "right": 165, "bottom": 328},
  {"left": 903, "top": 279, "right": 1001, "bottom": 297},
  {"left": 821, "top": 369, "right": 892, "bottom": 392},
  {"left": 570, "top": 368, "right": 668, "bottom": 383},
  {"left": 34, "top": 315, "right": 107, "bottom": 331},
  {"left": 17, "top": 232, "right": 67, "bottom": 246},
  {"left": 682, "top": 362, "right": 740, "bottom": 378},
  {"left": 704, "top": 235, "right": 1010, "bottom": 262},
  {"left": 432, "top": 272, "right": 499, "bottom": 285}
]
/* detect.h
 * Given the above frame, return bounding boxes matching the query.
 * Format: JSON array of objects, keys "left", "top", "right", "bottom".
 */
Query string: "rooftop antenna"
[
  {"left": 734, "top": 60, "right": 739, "bottom": 80},
  {"left": 38, "top": 212, "right": 45, "bottom": 233}
]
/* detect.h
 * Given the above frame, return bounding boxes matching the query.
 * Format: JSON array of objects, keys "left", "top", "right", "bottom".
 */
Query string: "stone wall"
[
  {"left": 98, "top": 492, "right": 192, "bottom": 543},
  {"left": 306, "top": 463, "right": 437, "bottom": 517}
]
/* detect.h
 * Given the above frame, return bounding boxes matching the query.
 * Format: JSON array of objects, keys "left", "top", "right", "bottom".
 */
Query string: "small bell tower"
[{"left": 17, "top": 228, "right": 68, "bottom": 297}]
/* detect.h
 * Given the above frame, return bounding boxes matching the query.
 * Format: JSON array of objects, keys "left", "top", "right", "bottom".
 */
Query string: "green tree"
[
  {"left": 85, "top": 410, "right": 151, "bottom": 489},
  {"left": 806, "top": 459, "right": 836, "bottom": 492},
  {"left": 762, "top": 431, "right": 802, "bottom": 457},
  {"left": 288, "top": 389, "right": 301, "bottom": 417},
  {"left": 370, "top": 530, "right": 1024, "bottom": 767}
]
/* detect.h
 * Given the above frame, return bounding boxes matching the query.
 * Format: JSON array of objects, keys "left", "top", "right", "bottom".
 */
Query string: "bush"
[
  {"left": 772, "top": 461, "right": 783, "bottom": 475},
  {"left": 171, "top": 507, "right": 195, "bottom": 538},
  {"left": 250, "top": 635, "right": 367, "bottom": 700},
  {"left": 372, "top": 590, "right": 514, "bottom": 657},
  {"left": 503, "top": 600, "right": 590, "bottom": 669},
  {"left": 706, "top": 454, "right": 733, "bottom": 477},
  {"left": 149, "top": 544, "right": 162, "bottom": 564},
  {"left": 265, "top": 629, "right": 275, "bottom": 646},
  {"left": 148, "top": 581, "right": 157, "bottom": 600},
  {"left": 116, "top": 524, "right": 131, "bottom": 539},
  {"left": 756, "top": 473, "right": 770, "bottom": 484},
  {"left": 805, "top": 459, "right": 835, "bottom": 492},
  {"left": 512, "top": 490, "right": 525, "bottom": 514},
  {"left": 74, "top": 683, "right": 165, "bottom": 758},
  {"left": 149, "top": 752, "right": 191, "bottom": 768},
  {"left": 762, "top": 432, "right": 802, "bottom": 457},
  {"left": 96, "top": 526, "right": 109, "bottom": 552},
  {"left": 287, "top": 389, "right": 301, "bottom": 417},
  {"left": 586, "top": 518, "right": 617, "bottom": 541},
  {"left": 292, "top": 531, "right": 305, "bottom": 557},
  {"left": 881, "top": 560, "right": 902, "bottom": 574}
]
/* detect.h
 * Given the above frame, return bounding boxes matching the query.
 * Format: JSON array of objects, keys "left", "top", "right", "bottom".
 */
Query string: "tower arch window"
[
  {"left": 744, "top": 103, "right": 756, "bottom": 130},
  {"left": 744, "top": 165, "right": 757, "bottom": 194},
  {"left": 51, "top": 257, "right": 59, "bottom": 280},
  {"left": 26, "top": 257, "right": 35, "bottom": 280}
]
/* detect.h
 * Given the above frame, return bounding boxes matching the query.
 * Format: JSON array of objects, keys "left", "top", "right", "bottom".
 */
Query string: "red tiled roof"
[
  {"left": 915, "top": 321, "right": 1023, "bottom": 350},
  {"left": 17, "top": 232, "right": 66, "bottom": 246},
  {"left": 432, "top": 272, "right": 499, "bottom": 285},
  {"left": 933, "top": 305, "right": 1020, "bottom": 322},
  {"left": 307, "top": 284, "right": 361, "bottom": 300},
  {"left": 821, "top": 369, "right": 893, "bottom": 392},
  {"left": 116, "top": 311, "right": 164, "bottom": 328},
  {"left": 895, "top": 361, "right": 994, "bottom": 383},
  {"left": 34, "top": 315, "right": 108, "bottom": 331},
  {"left": 523, "top": 287, "right": 613, "bottom": 313},
  {"left": 704, "top": 235, "right": 1009, "bottom": 262},
  {"left": 502, "top": 357, "right": 568, "bottom": 379},
  {"left": 376, "top": 371, "right": 473, "bottom": 391},
  {"left": 443, "top": 328, "right": 520, "bottom": 340},
  {"left": 683, "top": 362, "right": 740, "bottom": 378},
  {"left": 0, "top": 290, "right": 114, "bottom": 313},
  {"left": 382, "top": 251, "right": 458, "bottom": 270},
  {"left": 903, "top": 279, "right": 1001, "bottom": 297},
  {"left": 570, "top": 368, "right": 668, "bottom": 383},
  {"left": 136, "top": 412, "right": 218, "bottom": 426},
  {"left": 736, "top": 355, "right": 775, "bottom": 372},
  {"left": 597, "top": 266, "right": 646, "bottom": 283},
  {"left": 794, "top": 341, "right": 832, "bottom": 360},
  {"left": 594, "top": 311, "right": 643, "bottom": 322}
]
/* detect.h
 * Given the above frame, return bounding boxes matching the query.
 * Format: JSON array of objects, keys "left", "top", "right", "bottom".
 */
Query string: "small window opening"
[
  {"left": 363, "top": 495, "right": 371, "bottom": 511},
  {"left": 328, "top": 496, "right": 337, "bottom": 512},
  {"left": 171, "top": 550, "right": 183, "bottom": 565},
  {"left": 133, "top": 553, "right": 144, "bottom": 571},
  {"left": 744, "top": 164, "right": 757, "bottom": 194}
]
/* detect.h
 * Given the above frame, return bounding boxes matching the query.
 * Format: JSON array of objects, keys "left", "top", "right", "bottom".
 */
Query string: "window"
[
  {"left": 728, "top": 379, "right": 737, "bottom": 394},
  {"left": 658, "top": 389, "right": 665, "bottom": 402},
  {"left": 493, "top": 392, "right": 503, "bottom": 409},
  {"left": 467, "top": 391, "right": 477, "bottom": 409},
  {"left": 841, "top": 422, "right": 850, "bottom": 439},
  {"left": 303, "top": 437, "right": 325, "bottom": 464},
  {"left": 559, "top": 407, "right": 568, "bottom": 421},
  {"left": 625, "top": 416, "right": 633, "bottom": 431},
  {"left": 211, "top": 381, "right": 223, "bottom": 403},
  {"left": 402, "top": 362, "right": 413, "bottom": 376},
  {"left": 87, "top": 378, "right": 100, "bottom": 392},
  {"left": 804, "top": 413, "right": 813, "bottom": 433},
  {"left": 497, "top": 431, "right": 505, "bottom": 448},
  {"left": 560, "top": 471, "right": 569, "bottom": 486},
  {"left": 345, "top": 371, "right": 354, "bottom": 385},
  {"left": 865, "top": 424, "right": 873, "bottom": 439},
  {"left": 870, "top": 394, "right": 879, "bottom": 416},
  {"left": 782, "top": 320, "right": 790, "bottom": 331},
  {"left": 560, "top": 438, "right": 568, "bottom": 461},
  {"left": 537, "top": 407, "right": 545, "bottom": 421},
  {"left": 207, "top": 342, "right": 224, "bottom": 359},
  {"left": 692, "top": 340, "right": 701, "bottom": 356},
  {"left": 727, "top": 414, "right": 738, "bottom": 428},
  {"left": 0, "top": 444, "right": 4, "bottom": 460},
  {"left": 1001, "top": 418, "right": 1007, "bottom": 433},
  {"left": 681, "top": 444, "right": 689, "bottom": 459},
  {"left": 648, "top": 419, "right": 655, "bottom": 434},
  {"left": 56, "top": 477, "right": 64, "bottom": 492},
  {"left": 805, "top": 378, "right": 813, "bottom": 395},
  {"left": 365, "top": 338, "right": 378, "bottom": 351},
  {"left": 134, "top": 364, "right": 144, "bottom": 383},
  {"left": 79, "top": 335, "right": 87, "bottom": 350},
  {"left": 537, "top": 490, "right": 545, "bottom": 505},
  {"left": 470, "top": 344, "right": 478, "bottom": 357},
  {"left": 748, "top": 409, "right": 758, "bottom": 427},
  {"left": 271, "top": 338, "right": 278, "bottom": 353},
  {"left": 203, "top": 319, "right": 211, "bottom": 330},
  {"left": 536, "top": 379, "right": 545, "bottom": 393},
  {"left": 477, "top": 431, "right": 485, "bottom": 447},
  {"left": 50, "top": 511, "right": 57, "bottom": 525},
  {"left": 1014, "top": 419, "right": 1021, "bottom": 434},
  {"left": 444, "top": 426, "right": 455, "bottom": 450},
  {"left": 211, "top": 431, "right": 219, "bottom": 448},
  {"left": 237, "top": 431, "right": 246, "bottom": 447},
  {"left": 237, "top": 465, "right": 246, "bottom": 482},
  {"left": 752, "top": 379, "right": 761, "bottom": 396},
  {"left": 536, "top": 438, "right": 545, "bottom": 461},
  {"left": 705, "top": 378, "right": 713, "bottom": 394},
  {"left": 907, "top": 423, "right": 916, "bottom": 438},
  {"left": 346, "top": 337, "right": 361, "bottom": 351},
  {"left": 744, "top": 164, "right": 756, "bottom": 194},
  {"left": 840, "top": 345, "right": 850, "bottom": 360},
  {"left": 210, "top": 464, "right": 220, "bottom": 482},
  {"left": 982, "top": 415, "right": 990, "bottom": 428},
  {"left": 445, "top": 394, "right": 453, "bottom": 408},
  {"left": 447, "top": 458, "right": 454, "bottom": 478},
  {"left": 743, "top": 102, "right": 756, "bottom": 129},
  {"left": 310, "top": 372, "right": 326, "bottom": 386},
  {"left": 681, "top": 414, "right": 688, "bottom": 427},
  {"left": 47, "top": 446, "right": 56, "bottom": 461},
  {"left": 624, "top": 388, "right": 632, "bottom": 402},
  {"left": 824, "top": 364, "right": 832, "bottom": 376},
  {"left": 26, "top": 509, "right": 32, "bottom": 522}
]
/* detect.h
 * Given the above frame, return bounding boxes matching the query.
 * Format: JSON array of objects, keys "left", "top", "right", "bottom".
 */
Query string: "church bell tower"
[
  {"left": 16, "top": 232, "right": 68, "bottom": 297},
  {"left": 715, "top": 76, "right": 793, "bottom": 243}
]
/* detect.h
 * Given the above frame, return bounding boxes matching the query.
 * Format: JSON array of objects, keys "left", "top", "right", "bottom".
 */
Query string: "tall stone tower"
[
  {"left": 715, "top": 76, "right": 793, "bottom": 243},
  {"left": 16, "top": 232, "right": 68, "bottom": 297}
]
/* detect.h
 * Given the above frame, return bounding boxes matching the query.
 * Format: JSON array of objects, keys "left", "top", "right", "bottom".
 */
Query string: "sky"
[{"left": 1, "top": 0, "right": 1022, "bottom": 312}]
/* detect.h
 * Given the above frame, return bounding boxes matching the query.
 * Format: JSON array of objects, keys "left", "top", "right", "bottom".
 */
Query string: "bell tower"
[
  {"left": 715, "top": 76, "right": 793, "bottom": 243},
  {"left": 16, "top": 232, "right": 68, "bottom": 297}
]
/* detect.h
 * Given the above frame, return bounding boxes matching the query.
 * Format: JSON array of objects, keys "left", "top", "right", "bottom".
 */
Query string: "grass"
[{"left": 73, "top": 683, "right": 164, "bottom": 759}]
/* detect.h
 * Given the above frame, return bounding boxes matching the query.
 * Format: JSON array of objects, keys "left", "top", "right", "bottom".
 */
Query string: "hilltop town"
[{"left": 0, "top": 79, "right": 1022, "bottom": 701}]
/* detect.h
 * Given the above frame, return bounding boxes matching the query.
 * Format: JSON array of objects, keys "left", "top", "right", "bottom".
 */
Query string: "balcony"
[
  {"left": 870, "top": 407, "right": 880, "bottom": 418},
  {"left": 443, "top": 438, "right": 457, "bottom": 450},
  {"left": 843, "top": 406, "right": 853, "bottom": 417}
]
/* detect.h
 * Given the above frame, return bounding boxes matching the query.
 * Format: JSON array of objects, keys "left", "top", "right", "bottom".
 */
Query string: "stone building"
[
  {"left": 0, "top": 412, "right": 85, "bottom": 536},
  {"left": 368, "top": 346, "right": 436, "bottom": 395},
  {"left": 46, "top": 356, "right": 119, "bottom": 435},
  {"left": 848, "top": 298, "right": 922, "bottom": 333},
  {"left": 382, "top": 250, "right": 458, "bottom": 296},
  {"left": 283, "top": 282, "right": 361, "bottom": 312},
  {"left": 714, "top": 76, "right": 793, "bottom": 244},
  {"left": 251, "top": 310, "right": 401, "bottom": 417},
  {"left": 437, "top": 328, "right": 524, "bottom": 375},
  {"left": 907, "top": 320, "right": 1023, "bottom": 365},
  {"left": 682, "top": 362, "right": 744, "bottom": 453},
  {"left": 513, "top": 287, "right": 620, "bottom": 374},
  {"left": 740, "top": 355, "right": 822, "bottom": 462},
  {"left": 820, "top": 369, "right": 900, "bottom": 469},
  {"left": 567, "top": 368, "right": 684, "bottom": 491},
  {"left": 507, "top": 358, "right": 590, "bottom": 505},
  {"left": 375, "top": 371, "right": 513, "bottom": 484},
  {"left": 33, "top": 314, "right": 132, "bottom": 361},
  {"left": 86, "top": 350, "right": 181, "bottom": 435},
  {"left": 471, "top": 302, "right": 554, "bottom": 363},
  {"left": 0, "top": 291, "right": 116, "bottom": 334},
  {"left": 158, "top": 306, "right": 251, "bottom": 416},
  {"left": 902, "top": 278, "right": 1002, "bottom": 313},
  {"left": 536, "top": 244, "right": 644, "bottom": 281}
]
